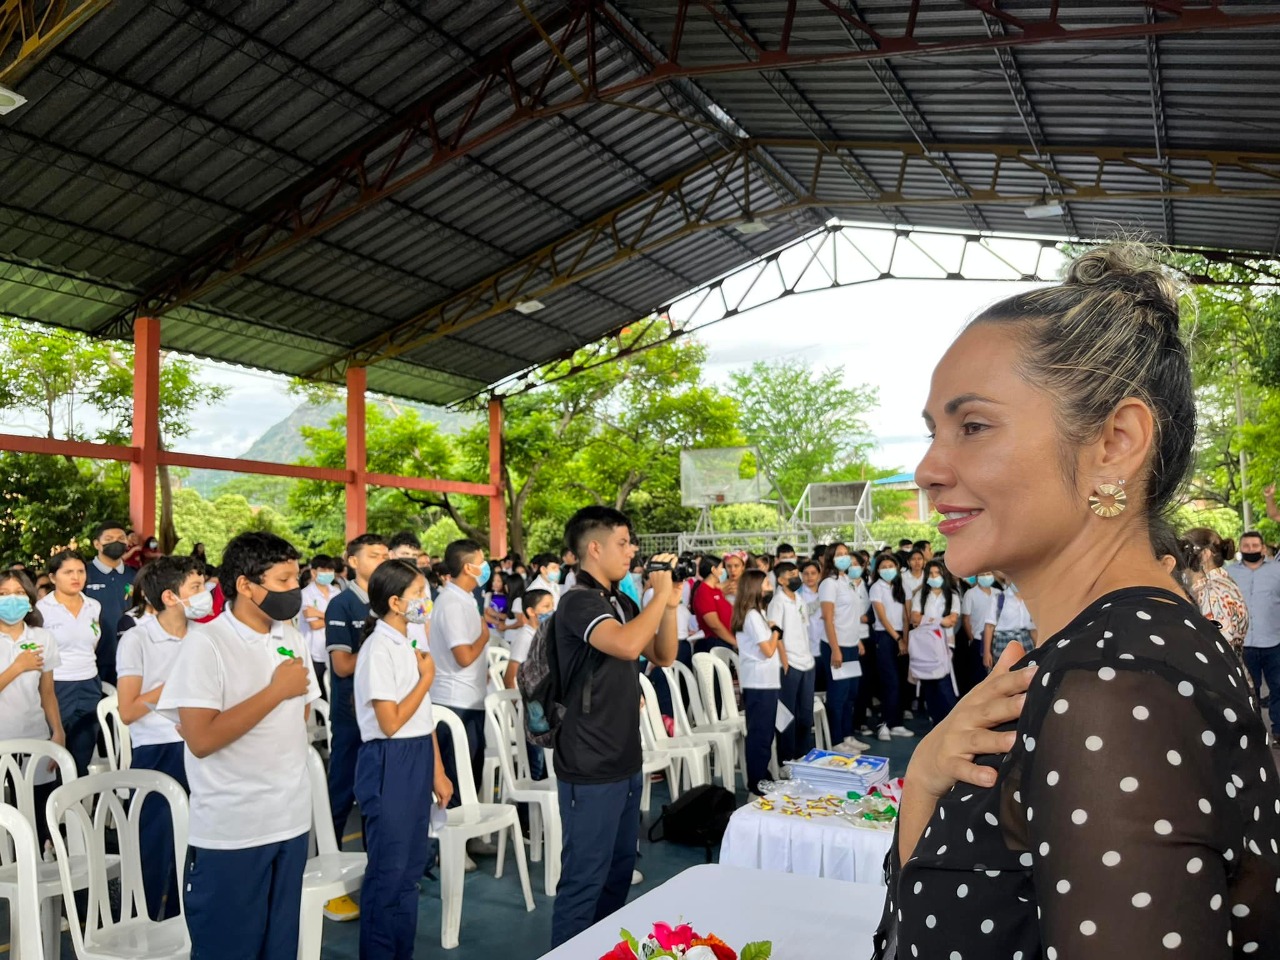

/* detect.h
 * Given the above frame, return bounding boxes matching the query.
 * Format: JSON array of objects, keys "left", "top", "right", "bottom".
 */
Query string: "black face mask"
[
  {"left": 102, "top": 542, "right": 128, "bottom": 561},
  {"left": 256, "top": 586, "right": 303, "bottom": 622},
  {"left": 1242, "top": 551, "right": 1265, "bottom": 564},
  {"left": 785, "top": 576, "right": 802, "bottom": 592}
]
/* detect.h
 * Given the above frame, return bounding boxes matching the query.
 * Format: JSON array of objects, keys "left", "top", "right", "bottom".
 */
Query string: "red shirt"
[{"left": 692, "top": 581, "right": 733, "bottom": 638}]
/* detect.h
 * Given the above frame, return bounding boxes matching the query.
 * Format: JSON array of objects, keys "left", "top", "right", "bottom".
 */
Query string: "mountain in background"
[{"left": 182, "top": 401, "right": 475, "bottom": 498}]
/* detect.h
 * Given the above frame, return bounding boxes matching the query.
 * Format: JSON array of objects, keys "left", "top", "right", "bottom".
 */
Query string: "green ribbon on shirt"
[
  {"left": 19, "top": 642, "right": 38, "bottom": 651},
  {"left": 276, "top": 646, "right": 296, "bottom": 658}
]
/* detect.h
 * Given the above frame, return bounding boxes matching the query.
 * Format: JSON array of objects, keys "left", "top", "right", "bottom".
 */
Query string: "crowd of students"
[{"left": 0, "top": 503, "right": 1271, "bottom": 959}]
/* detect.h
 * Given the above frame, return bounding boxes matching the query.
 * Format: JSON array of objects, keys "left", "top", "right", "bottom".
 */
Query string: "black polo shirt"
[{"left": 552, "top": 569, "right": 642, "bottom": 785}]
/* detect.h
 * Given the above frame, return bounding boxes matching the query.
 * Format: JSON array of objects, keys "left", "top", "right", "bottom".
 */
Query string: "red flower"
[
  {"left": 652, "top": 922, "right": 697, "bottom": 951},
  {"left": 691, "top": 934, "right": 737, "bottom": 960},
  {"left": 601, "top": 940, "right": 636, "bottom": 960}
]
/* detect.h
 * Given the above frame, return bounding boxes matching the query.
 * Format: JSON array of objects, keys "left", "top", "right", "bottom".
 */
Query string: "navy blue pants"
[
  {"left": 742, "top": 687, "right": 779, "bottom": 794},
  {"left": 652, "top": 641, "right": 693, "bottom": 719},
  {"left": 551, "top": 773, "right": 642, "bottom": 948},
  {"left": 777, "top": 666, "right": 816, "bottom": 762},
  {"left": 328, "top": 708, "right": 361, "bottom": 845},
  {"left": 920, "top": 677, "right": 959, "bottom": 726},
  {"left": 356, "top": 736, "right": 433, "bottom": 959},
  {"left": 131, "top": 741, "right": 188, "bottom": 920},
  {"left": 1245, "top": 645, "right": 1280, "bottom": 732},
  {"left": 54, "top": 677, "right": 102, "bottom": 777},
  {"left": 185, "top": 833, "right": 308, "bottom": 960},
  {"left": 869, "top": 630, "right": 903, "bottom": 728},
  {"left": 436, "top": 707, "right": 485, "bottom": 807},
  {"left": 819, "top": 643, "right": 861, "bottom": 744}
]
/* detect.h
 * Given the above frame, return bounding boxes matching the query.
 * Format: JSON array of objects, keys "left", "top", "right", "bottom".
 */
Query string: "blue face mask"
[
  {"left": 833, "top": 555, "right": 852, "bottom": 572},
  {"left": 927, "top": 576, "right": 945, "bottom": 589},
  {"left": 545, "top": 569, "right": 561, "bottom": 584},
  {"left": 965, "top": 576, "right": 977, "bottom": 585},
  {"left": 718, "top": 568, "right": 728, "bottom": 584},
  {"left": 848, "top": 565, "right": 863, "bottom": 580},
  {"left": 879, "top": 568, "right": 898, "bottom": 583},
  {"left": 977, "top": 575, "right": 996, "bottom": 588},
  {"left": 474, "top": 561, "right": 491, "bottom": 588},
  {"left": 537, "top": 611, "right": 553, "bottom": 624},
  {"left": 316, "top": 572, "right": 335, "bottom": 586},
  {"left": 0, "top": 595, "right": 31, "bottom": 625}
]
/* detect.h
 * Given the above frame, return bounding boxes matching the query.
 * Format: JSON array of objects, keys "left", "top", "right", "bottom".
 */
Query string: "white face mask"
[{"left": 183, "top": 589, "right": 214, "bottom": 621}]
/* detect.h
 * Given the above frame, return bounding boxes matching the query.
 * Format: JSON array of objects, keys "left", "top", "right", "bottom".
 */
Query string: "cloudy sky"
[{"left": 4, "top": 277, "right": 1047, "bottom": 474}]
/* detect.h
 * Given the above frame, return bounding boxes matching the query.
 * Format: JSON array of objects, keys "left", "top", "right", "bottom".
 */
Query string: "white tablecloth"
[
  {"left": 537, "top": 863, "right": 886, "bottom": 960},
  {"left": 718, "top": 802, "right": 894, "bottom": 883}
]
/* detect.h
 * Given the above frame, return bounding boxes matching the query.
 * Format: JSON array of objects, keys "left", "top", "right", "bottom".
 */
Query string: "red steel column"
[
  {"left": 345, "top": 367, "right": 368, "bottom": 541},
  {"left": 129, "top": 317, "right": 161, "bottom": 537},
  {"left": 488, "top": 398, "right": 507, "bottom": 558}
]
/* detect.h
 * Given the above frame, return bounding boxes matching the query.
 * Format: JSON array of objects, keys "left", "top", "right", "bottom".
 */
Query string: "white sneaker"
[
  {"left": 877, "top": 724, "right": 891, "bottom": 741},
  {"left": 889, "top": 725, "right": 915, "bottom": 738},
  {"left": 903, "top": 710, "right": 915, "bottom": 720},
  {"left": 849, "top": 737, "right": 871, "bottom": 750},
  {"left": 858, "top": 726, "right": 875, "bottom": 738},
  {"left": 631, "top": 869, "right": 644, "bottom": 885}
]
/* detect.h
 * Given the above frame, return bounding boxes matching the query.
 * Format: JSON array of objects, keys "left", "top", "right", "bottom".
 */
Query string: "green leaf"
[
  {"left": 739, "top": 941, "right": 773, "bottom": 960},
  {"left": 621, "top": 928, "right": 639, "bottom": 955}
]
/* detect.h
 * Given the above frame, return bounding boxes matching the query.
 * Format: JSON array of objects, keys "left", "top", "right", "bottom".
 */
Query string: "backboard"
[{"left": 680, "top": 447, "right": 767, "bottom": 507}]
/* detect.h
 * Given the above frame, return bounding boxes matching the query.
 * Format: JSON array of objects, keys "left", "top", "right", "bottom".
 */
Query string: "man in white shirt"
[
  {"left": 527, "top": 553, "right": 563, "bottom": 606},
  {"left": 159, "top": 532, "right": 318, "bottom": 960},
  {"left": 428, "top": 539, "right": 494, "bottom": 819},
  {"left": 116, "top": 555, "right": 211, "bottom": 921}
]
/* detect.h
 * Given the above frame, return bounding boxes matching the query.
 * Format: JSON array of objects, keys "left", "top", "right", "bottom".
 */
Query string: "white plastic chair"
[
  {"left": 813, "top": 693, "right": 832, "bottom": 750},
  {"left": 484, "top": 691, "right": 561, "bottom": 895},
  {"left": 709, "top": 645, "right": 740, "bottom": 678},
  {"left": 639, "top": 713, "right": 680, "bottom": 815},
  {"left": 86, "top": 683, "right": 117, "bottom": 777},
  {"left": 636, "top": 674, "right": 711, "bottom": 794},
  {"left": 307, "top": 697, "right": 332, "bottom": 755},
  {"left": 298, "top": 747, "right": 366, "bottom": 960},
  {"left": 486, "top": 646, "right": 510, "bottom": 693},
  {"left": 95, "top": 694, "right": 132, "bottom": 772},
  {"left": 0, "top": 738, "right": 96, "bottom": 960},
  {"left": 434, "top": 706, "right": 534, "bottom": 949},
  {"left": 654, "top": 667, "right": 738, "bottom": 790},
  {"left": 0, "top": 800, "right": 46, "bottom": 960},
  {"left": 46, "top": 768, "right": 189, "bottom": 960}
]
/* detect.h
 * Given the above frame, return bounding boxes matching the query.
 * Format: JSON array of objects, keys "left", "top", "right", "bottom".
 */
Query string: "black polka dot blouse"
[{"left": 872, "top": 586, "right": 1280, "bottom": 959}]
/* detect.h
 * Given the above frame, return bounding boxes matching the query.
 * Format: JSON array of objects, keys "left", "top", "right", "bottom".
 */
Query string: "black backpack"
[
  {"left": 647, "top": 784, "right": 737, "bottom": 861},
  {"left": 517, "top": 589, "right": 597, "bottom": 748}
]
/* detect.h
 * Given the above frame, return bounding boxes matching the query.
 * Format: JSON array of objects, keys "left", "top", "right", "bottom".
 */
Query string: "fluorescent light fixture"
[
  {"left": 0, "top": 86, "right": 27, "bottom": 115},
  {"left": 1024, "top": 200, "right": 1065, "bottom": 220},
  {"left": 513, "top": 299, "right": 546, "bottom": 315},
  {"left": 733, "top": 219, "right": 771, "bottom": 235}
]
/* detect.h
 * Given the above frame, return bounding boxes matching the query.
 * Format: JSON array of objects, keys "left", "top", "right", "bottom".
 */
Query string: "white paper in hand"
[
  {"left": 831, "top": 658, "right": 863, "bottom": 680},
  {"left": 775, "top": 700, "right": 795, "bottom": 733},
  {"left": 428, "top": 802, "right": 449, "bottom": 838}
]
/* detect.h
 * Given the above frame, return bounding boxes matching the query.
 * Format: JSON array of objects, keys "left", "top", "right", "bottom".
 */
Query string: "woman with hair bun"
[{"left": 873, "top": 243, "right": 1280, "bottom": 959}]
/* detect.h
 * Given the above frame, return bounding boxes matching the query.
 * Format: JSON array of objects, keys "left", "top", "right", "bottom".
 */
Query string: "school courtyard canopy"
[{"left": 3, "top": 0, "right": 1280, "bottom": 549}]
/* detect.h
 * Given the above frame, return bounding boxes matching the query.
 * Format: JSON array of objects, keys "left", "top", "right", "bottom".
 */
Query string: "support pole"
[
  {"left": 129, "top": 317, "right": 161, "bottom": 537},
  {"left": 345, "top": 367, "right": 368, "bottom": 542},
  {"left": 488, "top": 398, "right": 507, "bottom": 558}
]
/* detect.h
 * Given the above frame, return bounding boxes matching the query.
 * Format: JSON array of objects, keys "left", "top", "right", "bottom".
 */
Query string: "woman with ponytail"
[{"left": 1183, "top": 527, "right": 1249, "bottom": 671}]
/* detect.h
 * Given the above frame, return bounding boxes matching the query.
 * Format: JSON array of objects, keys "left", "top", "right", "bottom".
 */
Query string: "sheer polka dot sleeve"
[{"left": 1023, "top": 666, "right": 1262, "bottom": 957}]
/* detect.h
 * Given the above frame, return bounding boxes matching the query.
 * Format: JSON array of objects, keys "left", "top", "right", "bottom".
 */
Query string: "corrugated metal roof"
[{"left": 2, "top": 0, "right": 1278, "bottom": 405}]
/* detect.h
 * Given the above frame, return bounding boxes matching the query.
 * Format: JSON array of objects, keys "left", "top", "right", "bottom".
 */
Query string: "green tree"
[
  {"left": 0, "top": 319, "right": 112, "bottom": 439},
  {"left": 728, "top": 359, "right": 878, "bottom": 505},
  {"left": 171, "top": 488, "right": 299, "bottom": 565},
  {"left": 0, "top": 454, "right": 130, "bottom": 565}
]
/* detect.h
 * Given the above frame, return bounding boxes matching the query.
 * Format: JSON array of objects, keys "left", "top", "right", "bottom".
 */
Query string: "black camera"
[{"left": 646, "top": 557, "right": 694, "bottom": 580}]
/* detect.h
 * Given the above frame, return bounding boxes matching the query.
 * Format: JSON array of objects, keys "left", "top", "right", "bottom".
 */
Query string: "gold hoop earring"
[{"left": 1089, "top": 480, "right": 1127, "bottom": 518}]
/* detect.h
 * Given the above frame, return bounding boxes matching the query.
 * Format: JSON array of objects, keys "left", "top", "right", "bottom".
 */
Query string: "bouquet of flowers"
[{"left": 601, "top": 922, "right": 772, "bottom": 960}]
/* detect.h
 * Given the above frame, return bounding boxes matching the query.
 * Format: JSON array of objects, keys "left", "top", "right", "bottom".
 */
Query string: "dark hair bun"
[{"left": 1064, "top": 242, "right": 1183, "bottom": 334}]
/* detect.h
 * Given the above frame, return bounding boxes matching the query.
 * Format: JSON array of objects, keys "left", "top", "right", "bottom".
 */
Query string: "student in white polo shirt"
[
  {"left": 428, "top": 539, "right": 493, "bottom": 826},
  {"left": 159, "top": 532, "right": 318, "bottom": 960},
  {"left": 353, "top": 559, "right": 453, "bottom": 958},
  {"left": 38, "top": 550, "right": 101, "bottom": 776},
  {"left": 0, "top": 570, "right": 63, "bottom": 850},
  {"left": 116, "top": 555, "right": 211, "bottom": 921}
]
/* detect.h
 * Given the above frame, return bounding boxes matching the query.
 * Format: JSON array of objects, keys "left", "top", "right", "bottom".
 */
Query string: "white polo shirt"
[
  {"left": 736, "top": 609, "right": 781, "bottom": 690},
  {"left": 38, "top": 593, "right": 101, "bottom": 682},
  {"left": 798, "top": 584, "right": 824, "bottom": 656},
  {"left": 299, "top": 582, "right": 338, "bottom": 663},
  {"left": 428, "top": 583, "right": 487, "bottom": 710},
  {"left": 116, "top": 618, "right": 190, "bottom": 747},
  {"left": 355, "top": 619, "right": 434, "bottom": 741},
  {"left": 158, "top": 608, "right": 319, "bottom": 850},
  {"left": 869, "top": 579, "right": 906, "bottom": 632},
  {"left": 767, "top": 591, "right": 814, "bottom": 671},
  {"left": 962, "top": 587, "right": 996, "bottom": 637},
  {"left": 986, "top": 591, "right": 1035, "bottom": 633},
  {"left": 507, "top": 623, "right": 535, "bottom": 665},
  {"left": 0, "top": 625, "right": 60, "bottom": 739},
  {"left": 527, "top": 574, "right": 561, "bottom": 607},
  {"left": 914, "top": 589, "right": 956, "bottom": 646},
  {"left": 817, "top": 575, "right": 864, "bottom": 647}
]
